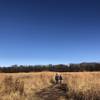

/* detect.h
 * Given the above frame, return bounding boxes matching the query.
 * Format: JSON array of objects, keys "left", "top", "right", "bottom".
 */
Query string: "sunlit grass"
[{"left": 0, "top": 72, "right": 100, "bottom": 100}]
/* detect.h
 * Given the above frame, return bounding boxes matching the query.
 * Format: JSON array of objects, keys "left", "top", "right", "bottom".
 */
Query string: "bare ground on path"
[{"left": 35, "top": 84, "right": 67, "bottom": 100}]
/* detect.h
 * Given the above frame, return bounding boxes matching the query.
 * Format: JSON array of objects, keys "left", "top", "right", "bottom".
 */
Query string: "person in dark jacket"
[
  {"left": 55, "top": 73, "right": 59, "bottom": 84},
  {"left": 59, "top": 75, "right": 63, "bottom": 84}
]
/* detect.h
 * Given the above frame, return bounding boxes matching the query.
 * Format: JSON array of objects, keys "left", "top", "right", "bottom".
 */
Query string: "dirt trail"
[{"left": 36, "top": 84, "right": 67, "bottom": 100}]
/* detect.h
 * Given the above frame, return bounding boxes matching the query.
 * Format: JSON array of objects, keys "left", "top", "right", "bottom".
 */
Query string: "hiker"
[
  {"left": 55, "top": 73, "right": 59, "bottom": 84},
  {"left": 59, "top": 75, "right": 63, "bottom": 84}
]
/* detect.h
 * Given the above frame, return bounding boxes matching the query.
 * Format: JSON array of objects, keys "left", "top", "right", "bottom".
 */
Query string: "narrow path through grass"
[{"left": 35, "top": 84, "right": 67, "bottom": 100}]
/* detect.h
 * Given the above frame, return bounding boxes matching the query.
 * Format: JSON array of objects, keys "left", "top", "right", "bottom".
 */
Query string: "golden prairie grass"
[{"left": 0, "top": 72, "right": 100, "bottom": 100}]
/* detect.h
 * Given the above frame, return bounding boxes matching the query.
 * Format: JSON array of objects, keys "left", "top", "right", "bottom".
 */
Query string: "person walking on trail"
[
  {"left": 59, "top": 75, "right": 63, "bottom": 84},
  {"left": 55, "top": 73, "right": 59, "bottom": 84}
]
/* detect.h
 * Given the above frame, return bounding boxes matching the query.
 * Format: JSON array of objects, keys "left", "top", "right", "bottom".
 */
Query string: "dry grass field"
[{"left": 0, "top": 72, "right": 100, "bottom": 100}]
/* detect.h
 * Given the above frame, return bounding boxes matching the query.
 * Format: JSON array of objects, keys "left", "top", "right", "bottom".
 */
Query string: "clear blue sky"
[{"left": 0, "top": 0, "right": 100, "bottom": 66}]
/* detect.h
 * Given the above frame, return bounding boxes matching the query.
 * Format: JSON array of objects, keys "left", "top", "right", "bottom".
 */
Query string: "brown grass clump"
[
  {"left": 0, "top": 72, "right": 99, "bottom": 100},
  {"left": 2, "top": 76, "right": 24, "bottom": 95}
]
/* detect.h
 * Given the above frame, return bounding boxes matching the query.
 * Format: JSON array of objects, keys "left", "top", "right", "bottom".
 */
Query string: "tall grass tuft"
[{"left": 2, "top": 76, "right": 24, "bottom": 95}]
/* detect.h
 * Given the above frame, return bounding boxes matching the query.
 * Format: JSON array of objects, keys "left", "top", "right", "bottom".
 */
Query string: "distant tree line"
[{"left": 0, "top": 63, "right": 100, "bottom": 73}]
